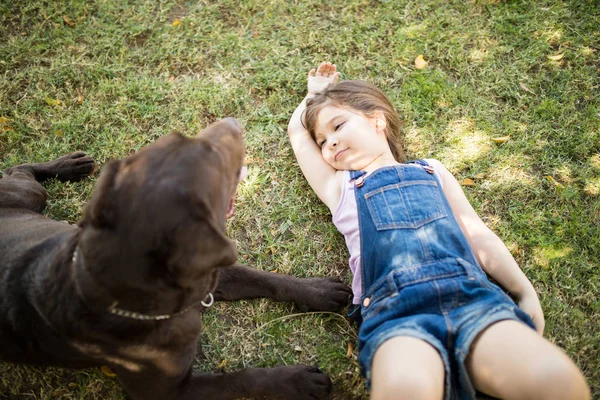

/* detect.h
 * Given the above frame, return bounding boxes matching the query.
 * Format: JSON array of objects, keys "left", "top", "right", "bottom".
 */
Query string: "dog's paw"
[
  {"left": 270, "top": 365, "right": 332, "bottom": 400},
  {"left": 40, "top": 152, "right": 96, "bottom": 182},
  {"left": 293, "top": 277, "right": 352, "bottom": 313}
]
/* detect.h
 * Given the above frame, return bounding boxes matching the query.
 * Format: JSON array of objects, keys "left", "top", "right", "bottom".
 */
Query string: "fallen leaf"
[
  {"left": 53, "top": 129, "right": 65, "bottom": 137},
  {"left": 52, "top": 389, "right": 68, "bottom": 397},
  {"left": 252, "top": 30, "right": 259, "bottom": 38},
  {"left": 169, "top": 75, "right": 175, "bottom": 81},
  {"left": 242, "top": 254, "right": 249, "bottom": 259},
  {"left": 63, "top": 16, "right": 76, "bottom": 27},
  {"left": 519, "top": 82, "right": 537, "bottom": 95},
  {"left": 217, "top": 359, "right": 227, "bottom": 369},
  {"left": 460, "top": 178, "right": 476, "bottom": 186},
  {"left": 76, "top": 88, "right": 83, "bottom": 104},
  {"left": 294, "top": 346, "right": 303, "bottom": 352},
  {"left": 546, "top": 175, "right": 564, "bottom": 188},
  {"left": 100, "top": 365, "right": 117, "bottom": 377},
  {"left": 0, "top": 116, "right": 8, "bottom": 125},
  {"left": 492, "top": 136, "right": 510, "bottom": 144},
  {"left": 45, "top": 97, "right": 62, "bottom": 107},
  {"left": 172, "top": 19, "right": 181, "bottom": 27},
  {"left": 415, "top": 54, "right": 428, "bottom": 69},
  {"left": 346, "top": 342, "right": 354, "bottom": 358},
  {"left": 327, "top": 245, "right": 332, "bottom": 251},
  {"left": 270, "top": 268, "right": 278, "bottom": 273},
  {"left": 547, "top": 53, "right": 564, "bottom": 61}
]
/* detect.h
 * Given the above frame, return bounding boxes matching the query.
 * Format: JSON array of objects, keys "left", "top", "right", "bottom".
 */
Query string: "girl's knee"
[
  {"left": 370, "top": 337, "right": 445, "bottom": 400},
  {"left": 527, "top": 356, "right": 590, "bottom": 400},
  {"left": 370, "top": 370, "right": 443, "bottom": 400}
]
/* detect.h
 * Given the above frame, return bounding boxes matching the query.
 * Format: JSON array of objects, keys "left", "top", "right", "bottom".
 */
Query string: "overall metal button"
[{"left": 363, "top": 297, "right": 371, "bottom": 307}]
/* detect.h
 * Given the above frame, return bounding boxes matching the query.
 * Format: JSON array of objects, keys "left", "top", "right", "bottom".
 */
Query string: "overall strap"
[
  {"left": 407, "top": 159, "right": 429, "bottom": 167},
  {"left": 408, "top": 159, "right": 435, "bottom": 175}
]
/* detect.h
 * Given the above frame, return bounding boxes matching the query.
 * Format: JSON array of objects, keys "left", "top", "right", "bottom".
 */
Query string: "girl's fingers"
[
  {"left": 316, "top": 61, "right": 327, "bottom": 76},
  {"left": 332, "top": 71, "right": 341, "bottom": 82},
  {"left": 314, "top": 61, "right": 340, "bottom": 78},
  {"left": 308, "top": 68, "right": 316, "bottom": 78}
]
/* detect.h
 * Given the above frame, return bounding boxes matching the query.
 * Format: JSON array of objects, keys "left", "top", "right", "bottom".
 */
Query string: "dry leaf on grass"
[
  {"left": 63, "top": 16, "right": 75, "bottom": 27},
  {"left": 45, "top": 97, "right": 62, "bottom": 107},
  {"left": 346, "top": 342, "right": 354, "bottom": 358},
  {"left": 492, "top": 136, "right": 510, "bottom": 143},
  {"left": 519, "top": 82, "right": 537, "bottom": 95},
  {"left": 172, "top": 19, "right": 182, "bottom": 27},
  {"left": 100, "top": 365, "right": 117, "bottom": 377},
  {"left": 546, "top": 176, "right": 564, "bottom": 188},
  {"left": 415, "top": 54, "right": 428, "bottom": 69},
  {"left": 460, "top": 178, "right": 476, "bottom": 186},
  {"left": 547, "top": 53, "right": 564, "bottom": 61},
  {"left": 0, "top": 119, "right": 11, "bottom": 131}
]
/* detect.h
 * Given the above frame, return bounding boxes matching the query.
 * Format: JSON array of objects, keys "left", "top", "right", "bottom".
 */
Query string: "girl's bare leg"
[
  {"left": 370, "top": 336, "right": 445, "bottom": 400},
  {"left": 467, "top": 320, "right": 590, "bottom": 400}
]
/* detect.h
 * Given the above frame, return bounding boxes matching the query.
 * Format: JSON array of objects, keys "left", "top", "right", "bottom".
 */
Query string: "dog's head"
[{"left": 79, "top": 118, "right": 245, "bottom": 303}]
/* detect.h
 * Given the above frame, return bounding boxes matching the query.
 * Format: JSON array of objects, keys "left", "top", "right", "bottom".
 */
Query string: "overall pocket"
[
  {"left": 365, "top": 180, "right": 447, "bottom": 230},
  {"left": 361, "top": 258, "right": 470, "bottom": 320}
]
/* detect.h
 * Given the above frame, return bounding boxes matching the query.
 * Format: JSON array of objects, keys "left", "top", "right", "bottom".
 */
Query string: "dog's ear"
[
  {"left": 167, "top": 196, "right": 238, "bottom": 286},
  {"left": 85, "top": 160, "right": 121, "bottom": 229},
  {"left": 167, "top": 219, "right": 238, "bottom": 287}
]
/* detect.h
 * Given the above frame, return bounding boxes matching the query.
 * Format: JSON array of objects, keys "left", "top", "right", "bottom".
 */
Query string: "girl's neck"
[{"left": 362, "top": 153, "right": 398, "bottom": 175}]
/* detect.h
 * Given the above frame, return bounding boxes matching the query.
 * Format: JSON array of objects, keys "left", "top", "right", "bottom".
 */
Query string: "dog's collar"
[{"left": 72, "top": 247, "right": 214, "bottom": 321}]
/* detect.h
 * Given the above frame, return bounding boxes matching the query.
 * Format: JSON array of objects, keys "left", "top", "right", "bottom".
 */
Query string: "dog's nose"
[{"left": 221, "top": 117, "right": 242, "bottom": 134}]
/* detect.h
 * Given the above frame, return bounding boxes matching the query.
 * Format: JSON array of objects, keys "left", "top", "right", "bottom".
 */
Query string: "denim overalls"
[{"left": 351, "top": 160, "right": 534, "bottom": 399}]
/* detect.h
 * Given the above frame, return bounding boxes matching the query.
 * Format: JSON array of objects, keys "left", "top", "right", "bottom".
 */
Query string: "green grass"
[{"left": 1, "top": 0, "right": 599, "bottom": 398}]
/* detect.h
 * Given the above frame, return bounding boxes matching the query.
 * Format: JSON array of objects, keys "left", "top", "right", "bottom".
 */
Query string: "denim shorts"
[{"left": 357, "top": 257, "right": 536, "bottom": 400}]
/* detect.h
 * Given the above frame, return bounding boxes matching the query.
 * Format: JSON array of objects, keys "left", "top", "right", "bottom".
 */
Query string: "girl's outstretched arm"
[
  {"left": 287, "top": 62, "right": 343, "bottom": 211},
  {"left": 433, "top": 160, "right": 545, "bottom": 334}
]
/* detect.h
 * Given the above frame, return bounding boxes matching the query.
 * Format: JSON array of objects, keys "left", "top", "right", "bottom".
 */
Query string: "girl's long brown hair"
[{"left": 303, "top": 80, "right": 406, "bottom": 162}]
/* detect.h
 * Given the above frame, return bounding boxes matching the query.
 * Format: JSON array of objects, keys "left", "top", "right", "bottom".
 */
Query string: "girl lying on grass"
[{"left": 287, "top": 61, "right": 590, "bottom": 400}]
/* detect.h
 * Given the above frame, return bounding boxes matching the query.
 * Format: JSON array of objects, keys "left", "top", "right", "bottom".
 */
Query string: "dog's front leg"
[
  {"left": 215, "top": 264, "right": 352, "bottom": 312},
  {"left": 115, "top": 363, "right": 332, "bottom": 400}
]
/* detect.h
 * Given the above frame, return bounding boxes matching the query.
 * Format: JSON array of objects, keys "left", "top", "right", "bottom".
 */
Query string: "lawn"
[{"left": 0, "top": 0, "right": 598, "bottom": 398}]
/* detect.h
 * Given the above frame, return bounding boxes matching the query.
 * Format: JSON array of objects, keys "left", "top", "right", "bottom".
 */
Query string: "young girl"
[{"left": 287, "top": 62, "right": 590, "bottom": 400}]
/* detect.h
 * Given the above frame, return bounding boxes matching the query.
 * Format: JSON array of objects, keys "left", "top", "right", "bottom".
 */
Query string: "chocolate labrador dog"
[{"left": 0, "top": 118, "right": 351, "bottom": 399}]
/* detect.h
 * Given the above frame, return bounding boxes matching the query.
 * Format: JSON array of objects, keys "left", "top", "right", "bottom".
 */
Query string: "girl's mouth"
[
  {"left": 225, "top": 166, "right": 248, "bottom": 219},
  {"left": 334, "top": 148, "right": 348, "bottom": 161}
]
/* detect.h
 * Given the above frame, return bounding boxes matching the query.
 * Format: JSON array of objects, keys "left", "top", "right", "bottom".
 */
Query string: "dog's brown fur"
[{"left": 0, "top": 118, "right": 351, "bottom": 399}]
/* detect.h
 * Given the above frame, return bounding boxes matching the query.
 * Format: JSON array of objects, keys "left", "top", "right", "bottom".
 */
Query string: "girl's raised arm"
[{"left": 287, "top": 62, "right": 343, "bottom": 211}]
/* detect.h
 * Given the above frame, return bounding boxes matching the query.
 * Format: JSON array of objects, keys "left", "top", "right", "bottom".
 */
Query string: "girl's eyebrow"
[
  {"left": 323, "top": 115, "right": 342, "bottom": 129},
  {"left": 315, "top": 112, "right": 343, "bottom": 138}
]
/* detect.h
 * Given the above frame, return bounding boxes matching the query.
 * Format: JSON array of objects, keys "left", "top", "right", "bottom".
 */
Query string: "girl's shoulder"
[{"left": 408, "top": 158, "right": 446, "bottom": 188}]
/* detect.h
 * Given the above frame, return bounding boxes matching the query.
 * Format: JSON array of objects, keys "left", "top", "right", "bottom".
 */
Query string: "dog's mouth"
[{"left": 225, "top": 165, "right": 248, "bottom": 219}]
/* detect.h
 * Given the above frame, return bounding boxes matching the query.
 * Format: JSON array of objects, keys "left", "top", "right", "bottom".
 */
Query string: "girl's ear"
[{"left": 373, "top": 111, "right": 387, "bottom": 133}]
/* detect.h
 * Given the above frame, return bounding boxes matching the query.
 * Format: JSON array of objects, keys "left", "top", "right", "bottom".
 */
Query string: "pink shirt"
[{"left": 332, "top": 159, "right": 445, "bottom": 304}]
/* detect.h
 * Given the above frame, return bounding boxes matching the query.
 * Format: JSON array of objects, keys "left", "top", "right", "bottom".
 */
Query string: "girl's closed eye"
[
  {"left": 334, "top": 121, "right": 345, "bottom": 131},
  {"left": 318, "top": 139, "right": 326, "bottom": 148}
]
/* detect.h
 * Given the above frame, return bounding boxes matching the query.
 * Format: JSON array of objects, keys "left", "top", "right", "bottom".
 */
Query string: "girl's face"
[{"left": 313, "top": 105, "right": 392, "bottom": 171}]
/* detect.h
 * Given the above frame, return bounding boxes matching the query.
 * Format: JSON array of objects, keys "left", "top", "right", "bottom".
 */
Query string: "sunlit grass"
[{"left": 1, "top": 0, "right": 599, "bottom": 398}]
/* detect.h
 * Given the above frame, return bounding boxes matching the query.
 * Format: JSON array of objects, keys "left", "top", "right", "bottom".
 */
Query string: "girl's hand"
[
  {"left": 307, "top": 62, "right": 341, "bottom": 95},
  {"left": 518, "top": 292, "right": 545, "bottom": 335}
]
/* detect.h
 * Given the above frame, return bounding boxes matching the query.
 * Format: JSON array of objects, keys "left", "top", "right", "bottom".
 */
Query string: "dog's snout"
[
  {"left": 221, "top": 117, "right": 242, "bottom": 136},
  {"left": 196, "top": 117, "right": 243, "bottom": 140}
]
